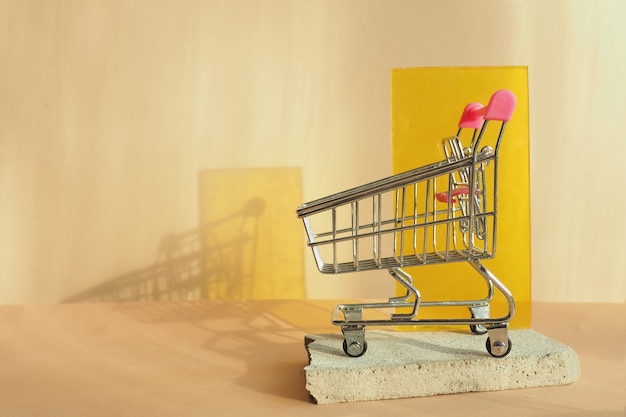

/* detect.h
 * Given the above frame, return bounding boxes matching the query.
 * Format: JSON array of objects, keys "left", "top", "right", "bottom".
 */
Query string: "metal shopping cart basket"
[{"left": 296, "top": 90, "right": 517, "bottom": 358}]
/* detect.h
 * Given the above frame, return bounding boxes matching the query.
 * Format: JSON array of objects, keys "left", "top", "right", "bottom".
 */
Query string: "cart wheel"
[
  {"left": 469, "top": 305, "right": 489, "bottom": 335},
  {"left": 343, "top": 339, "right": 367, "bottom": 357},
  {"left": 485, "top": 336, "right": 512, "bottom": 358},
  {"left": 470, "top": 324, "right": 488, "bottom": 335}
]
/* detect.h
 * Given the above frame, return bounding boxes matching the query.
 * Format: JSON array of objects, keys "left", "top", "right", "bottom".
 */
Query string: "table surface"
[{"left": 0, "top": 300, "right": 623, "bottom": 416}]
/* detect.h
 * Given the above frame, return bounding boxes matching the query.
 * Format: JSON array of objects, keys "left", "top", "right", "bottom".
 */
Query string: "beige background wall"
[{"left": 1, "top": 0, "right": 624, "bottom": 304}]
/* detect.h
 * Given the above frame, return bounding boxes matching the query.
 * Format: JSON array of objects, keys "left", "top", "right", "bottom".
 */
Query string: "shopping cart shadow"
[
  {"left": 63, "top": 197, "right": 266, "bottom": 303},
  {"left": 108, "top": 299, "right": 334, "bottom": 402},
  {"left": 62, "top": 188, "right": 313, "bottom": 401}
]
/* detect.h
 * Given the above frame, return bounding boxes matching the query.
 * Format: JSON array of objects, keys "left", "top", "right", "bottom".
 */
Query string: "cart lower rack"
[{"left": 297, "top": 90, "right": 517, "bottom": 358}]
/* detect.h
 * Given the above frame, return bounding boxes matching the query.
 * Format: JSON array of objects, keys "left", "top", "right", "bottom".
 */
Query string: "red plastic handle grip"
[
  {"left": 436, "top": 186, "right": 473, "bottom": 204},
  {"left": 483, "top": 89, "right": 516, "bottom": 122},
  {"left": 457, "top": 90, "right": 517, "bottom": 128},
  {"left": 458, "top": 102, "right": 485, "bottom": 129}
]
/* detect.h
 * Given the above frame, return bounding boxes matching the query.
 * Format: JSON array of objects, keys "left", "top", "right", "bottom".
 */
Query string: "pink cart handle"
[
  {"left": 436, "top": 186, "right": 475, "bottom": 204},
  {"left": 458, "top": 102, "right": 485, "bottom": 129},
  {"left": 483, "top": 89, "right": 516, "bottom": 122},
  {"left": 457, "top": 90, "right": 517, "bottom": 127}
]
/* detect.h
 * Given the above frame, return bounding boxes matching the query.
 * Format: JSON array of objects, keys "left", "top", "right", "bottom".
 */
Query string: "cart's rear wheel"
[
  {"left": 485, "top": 336, "right": 512, "bottom": 358},
  {"left": 343, "top": 339, "right": 367, "bottom": 357}
]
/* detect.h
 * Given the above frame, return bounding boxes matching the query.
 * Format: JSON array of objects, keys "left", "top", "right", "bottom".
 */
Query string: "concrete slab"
[{"left": 304, "top": 329, "right": 580, "bottom": 404}]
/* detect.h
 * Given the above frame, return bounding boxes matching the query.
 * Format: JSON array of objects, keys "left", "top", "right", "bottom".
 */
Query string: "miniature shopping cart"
[{"left": 297, "top": 90, "right": 517, "bottom": 358}]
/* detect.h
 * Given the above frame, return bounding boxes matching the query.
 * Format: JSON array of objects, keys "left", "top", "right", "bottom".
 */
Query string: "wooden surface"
[{"left": 0, "top": 301, "right": 622, "bottom": 416}]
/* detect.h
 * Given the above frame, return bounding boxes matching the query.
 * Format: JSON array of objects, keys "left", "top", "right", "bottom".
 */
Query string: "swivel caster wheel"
[
  {"left": 343, "top": 339, "right": 368, "bottom": 357},
  {"left": 341, "top": 325, "right": 367, "bottom": 357},
  {"left": 486, "top": 336, "right": 512, "bottom": 358},
  {"left": 486, "top": 325, "right": 512, "bottom": 358}
]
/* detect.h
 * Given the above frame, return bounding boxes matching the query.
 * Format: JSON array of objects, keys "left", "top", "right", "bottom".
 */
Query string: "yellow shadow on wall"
[{"left": 198, "top": 167, "right": 305, "bottom": 299}]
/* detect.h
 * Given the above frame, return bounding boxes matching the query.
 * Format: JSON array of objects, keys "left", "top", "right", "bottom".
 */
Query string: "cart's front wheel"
[
  {"left": 485, "top": 336, "right": 512, "bottom": 358},
  {"left": 343, "top": 339, "right": 367, "bottom": 357},
  {"left": 341, "top": 325, "right": 367, "bottom": 357}
]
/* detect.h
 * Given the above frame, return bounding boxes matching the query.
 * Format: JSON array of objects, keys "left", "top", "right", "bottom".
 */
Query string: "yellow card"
[
  {"left": 391, "top": 67, "right": 531, "bottom": 329},
  {"left": 199, "top": 167, "right": 305, "bottom": 299}
]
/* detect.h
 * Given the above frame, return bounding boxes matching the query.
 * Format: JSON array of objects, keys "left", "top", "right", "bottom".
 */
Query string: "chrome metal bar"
[
  {"left": 412, "top": 183, "right": 419, "bottom": 259},
  {"left": 308, "top": 212, "right": 494, "bottom": 249},
  {"left": 445, "top": 173, "right": 454, "bottom": 260},
  {"left": 468, "top": 259, "right": 515, "bottom": 323},
  {"left": 313, "top": 206, "right": 465, "bottom": 240},
  {"left": 332, "top": 260, "right": 512, "bottom": 328},
  {"left": 393, "top": 189, "right": 399, "bottom": 259},
  {"left": 388, "top": 268, "right": 420, "bottom": 320},
  {"left": 296, "top": 153, "right": 493, "bottom": 218},
  {"left": 399, "top": 187, "right": 406, "bottom": 264}
]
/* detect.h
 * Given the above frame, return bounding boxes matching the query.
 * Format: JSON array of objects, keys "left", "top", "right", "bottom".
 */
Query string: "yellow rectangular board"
[
  {"left": 391, "top": 67, "right": 531, "bottom": 329},
  {"left": 198, "top": 167, "right": 305, "bottom": 299}
]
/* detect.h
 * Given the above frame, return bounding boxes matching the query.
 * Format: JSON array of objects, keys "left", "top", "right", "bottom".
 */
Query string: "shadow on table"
[{"left": 110, "top": 299, "right": 338, "bottom": 402}]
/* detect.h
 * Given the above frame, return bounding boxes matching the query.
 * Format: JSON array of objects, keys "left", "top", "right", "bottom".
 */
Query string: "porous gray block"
[{"left": 304, "top": 329, "right": 580, "bottom": 404}]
